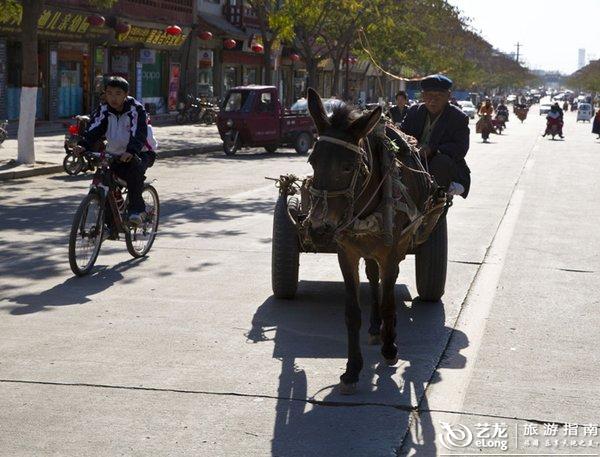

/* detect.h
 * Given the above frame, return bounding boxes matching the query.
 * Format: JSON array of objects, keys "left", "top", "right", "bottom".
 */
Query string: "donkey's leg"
[
  {"left": 365, "top": 259, "right": 381, "bottom": 345},
  {"left": 338, "top": 249, "right": 363, "bottom": 393},
  {"left": 380, "top": 259, "right": 400, "bottom": 364}
]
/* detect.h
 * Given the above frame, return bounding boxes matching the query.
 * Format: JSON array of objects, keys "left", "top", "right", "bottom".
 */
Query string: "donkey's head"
[{"left": 306, "top": 88, "right": 382, "bottom": 246}]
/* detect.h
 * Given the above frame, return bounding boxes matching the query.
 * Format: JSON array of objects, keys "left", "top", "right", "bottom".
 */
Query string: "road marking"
[{"left": 401, "top": 136, "right": 540, "bottom": 454}]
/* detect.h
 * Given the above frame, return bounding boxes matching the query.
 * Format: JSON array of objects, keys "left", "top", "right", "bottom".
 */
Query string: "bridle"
[{"left": 308, "top": 135, "right": 384, "bottom": 234}]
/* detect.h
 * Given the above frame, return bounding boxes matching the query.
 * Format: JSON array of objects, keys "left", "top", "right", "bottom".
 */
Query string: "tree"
[
  {"left": 0, "top": 0, "right": 116, "bottom": 164},
  {"left": 567, "top": 60, "right": 600, "bottom": 93},
  {"left": 247, "top": 0, "right": 293, "bottom": 85}
]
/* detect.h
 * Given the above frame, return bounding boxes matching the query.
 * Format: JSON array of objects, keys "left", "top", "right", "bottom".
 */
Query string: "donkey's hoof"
[
  {"left": 385, "top": 357, "right": 399, "bottom": 366},
  {"left": 368, "top": 334, "right": 382, "bottom": 345},
  {"left": 339, "top": 382, "right": 358, "bottom": 395}
]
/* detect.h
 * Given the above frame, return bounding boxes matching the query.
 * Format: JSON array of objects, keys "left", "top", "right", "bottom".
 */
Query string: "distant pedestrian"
[
  {"left": 592, "top": 110, "right": 600, "bottom": 139},
  {"left": 389, "top": 90, "right": 409, "bottom": 125}
]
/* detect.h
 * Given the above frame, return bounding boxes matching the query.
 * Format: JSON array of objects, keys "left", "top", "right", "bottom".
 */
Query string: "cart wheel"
[
  {"left": 264, "top": 145, "right": 278, "bottom": 154},
  {"left": 415, "top": 215, "right": 447, "bottom": 302},
  {"left": 272, "top": 195, "right": 300, "bottom": 299},
  {"left": 294, "top": 132, "right": 313, "bottom": 154},
  {"left": 223, "top": 132, "right": 240, "bottom": 156},
  {"left": 175, "top": 112, "right": 187, "bottom": 125}
]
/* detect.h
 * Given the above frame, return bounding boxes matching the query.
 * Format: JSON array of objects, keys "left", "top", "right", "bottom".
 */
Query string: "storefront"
[
  {"left": 0, "top": 6, "right": 110, "bottom": 120},
  {"left": 109, "top": 22, "right": 186, "bottom": 114}
]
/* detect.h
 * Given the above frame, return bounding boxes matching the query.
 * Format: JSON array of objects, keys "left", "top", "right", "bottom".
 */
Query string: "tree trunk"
[
  {"left": 17, "top": 0, "right": 43, "bottom": 164},
  {"left": 306, "top": 58, "right": 318, "bottom": 92},
  {"left": 332, "top": 57, "right": 341, "bottom": 98},
  {"left": 263, "top": 40, "right": 272, "bottom": 85}
]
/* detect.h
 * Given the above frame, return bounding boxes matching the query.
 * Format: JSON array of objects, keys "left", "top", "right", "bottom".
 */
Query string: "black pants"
[
  {"left": 112, "top": 155, "right": 148, "bottom": 213},
  {"left": 428, "top": 153, "right": 457, "bottom": 190}
]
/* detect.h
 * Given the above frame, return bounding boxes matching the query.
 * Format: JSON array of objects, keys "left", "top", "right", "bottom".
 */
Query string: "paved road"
[{"left": 1, "top": 110, "right": 599, "bottom": 456}]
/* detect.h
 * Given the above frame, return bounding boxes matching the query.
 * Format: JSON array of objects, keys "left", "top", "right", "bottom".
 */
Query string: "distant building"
[{"left": 578, "top": 48, "right": 586, "bottom": 69}]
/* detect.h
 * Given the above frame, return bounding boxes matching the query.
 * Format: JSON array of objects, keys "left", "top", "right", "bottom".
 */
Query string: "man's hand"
[
  {"left": 72, "top": 145, "right": 86, "bottom": 157},
  {"left": 120, "top": 152, "right": 133, "bottom": 163}
]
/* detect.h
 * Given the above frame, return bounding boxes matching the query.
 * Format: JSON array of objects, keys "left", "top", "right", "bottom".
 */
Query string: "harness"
[{"left": 307, "top": 133, "right": 424, "bottom": 238}]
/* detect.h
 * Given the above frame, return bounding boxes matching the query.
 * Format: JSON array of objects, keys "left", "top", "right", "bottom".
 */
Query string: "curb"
[{"left": 0, "top": 143, "right": 223, "bottom": 181}]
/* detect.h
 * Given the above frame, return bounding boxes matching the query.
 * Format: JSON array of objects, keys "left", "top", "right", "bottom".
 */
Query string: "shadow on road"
[
  {"left": 247, "top": 280, "right": 469, "bottom": 456},
  {"left": 2, "top": 258, "right": 147, "bottom": 315}
]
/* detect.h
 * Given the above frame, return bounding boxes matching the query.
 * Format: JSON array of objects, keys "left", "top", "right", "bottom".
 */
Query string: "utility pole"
[{"left": 515, "top": 42, "right": 523, "bottom": 64}]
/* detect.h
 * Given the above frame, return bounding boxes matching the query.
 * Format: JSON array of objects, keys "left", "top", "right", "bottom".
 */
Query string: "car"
[
  {"left": 577, "top": 103, "right": 593, "bottom": 122},
  {"left": 457, "top": 100, "right": 476, "bottom": 119},
  {"left": 539, "top": 103, "right": 553, "bottom": 115},
  {"left": 289, "top": 97, "right": 343, "bottom": 114},
  {"left": 506, "top": 94, "right": 517, "bottom": 103}
]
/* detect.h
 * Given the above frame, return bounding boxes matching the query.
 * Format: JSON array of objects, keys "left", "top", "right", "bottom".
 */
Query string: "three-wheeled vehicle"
[
  {"left": 577, "top": 103, "right": 593, "bottom": 122},
  {"left": 216, "top": 86, "right": 316, "bottom": 156}
]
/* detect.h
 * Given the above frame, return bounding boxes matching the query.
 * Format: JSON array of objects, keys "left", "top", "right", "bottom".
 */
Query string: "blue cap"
[{"left": 420, "top": 74, "right": 453, "bottom": 91}]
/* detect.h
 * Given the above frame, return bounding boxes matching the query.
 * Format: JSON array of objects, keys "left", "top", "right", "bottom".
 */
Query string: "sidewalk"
[{"left": 0, "top": 123, "right": 223, "bottom": 181}]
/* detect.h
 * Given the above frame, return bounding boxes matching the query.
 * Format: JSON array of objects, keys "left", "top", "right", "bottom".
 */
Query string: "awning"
[{"left": 197, "top": 14, "right": 247, "bottom": 40}]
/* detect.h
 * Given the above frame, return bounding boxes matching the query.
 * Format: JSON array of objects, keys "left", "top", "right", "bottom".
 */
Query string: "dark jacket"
[
  {"left": 389, "top": 105, "right": 408, "bottom": 124},
  {"left": 400, "top": 103, "right": 471, "bottom": 197}
]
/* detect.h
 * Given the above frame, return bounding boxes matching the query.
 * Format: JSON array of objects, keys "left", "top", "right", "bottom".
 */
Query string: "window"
[{"left": 224, "top": 91, "right": 254, "bottom": 112}]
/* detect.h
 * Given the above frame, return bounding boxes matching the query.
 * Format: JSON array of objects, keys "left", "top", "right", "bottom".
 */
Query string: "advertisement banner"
[{"left": 168, "top": 63, "right": 180, "bottom": 111}]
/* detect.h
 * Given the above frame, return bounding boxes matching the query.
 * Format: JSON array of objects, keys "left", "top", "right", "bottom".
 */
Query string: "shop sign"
[
  {"left": 199, "top": 50, "right": 213, "bottom": 67},
  {"left": 0, "top": 5, "right": 110, "bottom": 38},
  {"left": 117, "top": 26, "right": 185, "bottom": 47},
  {"left": 139, "top": 49, "right": 156, "bottom": 65}
]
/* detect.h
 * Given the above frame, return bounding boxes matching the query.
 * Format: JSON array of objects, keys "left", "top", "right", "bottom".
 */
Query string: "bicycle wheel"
[
  {"left": 68, "top": 193, "right": 104, "bottom": 276},
  {"left": 126, "top": 184, "right": 160, "bottom": 258}
]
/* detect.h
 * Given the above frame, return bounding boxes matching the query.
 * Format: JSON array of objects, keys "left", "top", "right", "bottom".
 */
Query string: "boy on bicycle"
[{"left": 74, "top": 76, "right": 154, "bottom": 225}]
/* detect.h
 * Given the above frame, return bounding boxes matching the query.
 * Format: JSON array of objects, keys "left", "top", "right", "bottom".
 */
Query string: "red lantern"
[
  {"left": 86, "top": 15, "right": 105, "bottom": 27},
  {"left": 165, "top": 25, "right": 182, "bottom": 36},
  {"left": 115, "top": 22, "right": 131, "bottom": 34},
  {"left": 224, "top": 39, "right": 236, "bottom": 49},
  {"left": 290, "top": 53, "right": 300, "bottom": 62},
  {"left": 199, "top": 30, "right": 213, "bottom": 41},
  {"left": 251, "top": 43, "right": 264, "bottom": 53}
]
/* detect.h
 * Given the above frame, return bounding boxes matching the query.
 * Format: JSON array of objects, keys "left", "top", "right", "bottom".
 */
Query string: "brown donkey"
[{"left": 305, "top": 88, "right": 443, "bottom": 394}]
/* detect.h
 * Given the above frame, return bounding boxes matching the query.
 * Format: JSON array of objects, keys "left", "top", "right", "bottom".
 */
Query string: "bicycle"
[{"left": 68, "top": 151, "right": 160, "bottom": 276}]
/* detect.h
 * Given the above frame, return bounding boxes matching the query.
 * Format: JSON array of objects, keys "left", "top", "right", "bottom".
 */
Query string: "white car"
[
  {"left": 289, "top": 98, "right": 342, "bottom": 114},
  {"left": 539, "top": 103, "right": 553, "bottom": 115},
  {"left": 457, "top": 100, "right": 476, "bottom": 119},
  {"left": 577, "top": 103, "right": 593, "bottom": 122}
]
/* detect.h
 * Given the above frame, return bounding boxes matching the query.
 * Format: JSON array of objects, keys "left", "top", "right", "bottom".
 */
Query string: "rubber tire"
[
  {"left": 294, "top": 132, "right": 313, "bottom": 154},
  {"left": 203, "top": 112, "right": 216, "bottom": 125},
  {"left": 223, "top": 132, "right": 240, "bottom": 156},
  {"left": 0, "top": 130, "right": 7, "bottom": 144},
  {"left": 272, "top": 196, "right": 300, "bottom": 299},
  {"left": 415, "top": 215, "right": 448, "bottom": 302},
  {"left": 68, "top": 193, "right": 104, "bottom": 277},
  {"left": 125, "top": 184, "right": 160, "bottom": 258},
  {"left": 63, "top": 153, "right": 84, "bottom": 175},
  {"left": 175, "top": 112, "right": 187, "bottom": 125},
  {"left": 264, "top": 145, "right": 278, "bottom": 153}
]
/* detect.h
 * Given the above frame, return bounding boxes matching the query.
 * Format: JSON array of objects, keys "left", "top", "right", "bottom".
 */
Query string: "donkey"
[{"left": 305, "top": 88, "right": 443, "bottom": 393}]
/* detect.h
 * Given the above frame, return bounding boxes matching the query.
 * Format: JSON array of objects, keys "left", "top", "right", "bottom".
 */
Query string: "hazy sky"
[{"left": 447, "top": 0, "right": 600, "bottom": 74}]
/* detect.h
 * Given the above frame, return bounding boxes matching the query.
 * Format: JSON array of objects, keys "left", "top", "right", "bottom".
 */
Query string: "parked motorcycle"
[
  {"left": 63, "top": 115, "right": 96, "bottom": 175},
  {"left": 198, "top": 99, "right": 219, "bottom": 125},
  {"left": 0, "top": 119, "right": 8, "bottom": 144},
  {"left": 177, "top": 95, "right": 219, "bottom": 125}
]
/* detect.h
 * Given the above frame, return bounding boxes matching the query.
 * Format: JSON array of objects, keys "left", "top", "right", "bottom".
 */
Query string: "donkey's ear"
[
  {"left": 348, "top": 106, "right": 382, "bottom": 140},
  {"left": 307, "top": 87, "right": 330, "bottom": 134}
]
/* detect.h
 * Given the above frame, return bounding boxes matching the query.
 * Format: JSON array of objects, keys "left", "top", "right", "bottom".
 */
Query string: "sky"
[{"left": 447, "top": 0, "right": 600, "bottom": 74}]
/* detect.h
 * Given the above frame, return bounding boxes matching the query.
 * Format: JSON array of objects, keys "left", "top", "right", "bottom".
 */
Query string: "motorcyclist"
[
  {"left": 543, "top": 103, "right": 564, "bottom": 138},
  {"left": 74, "top": 76, "right": 156, "bottom": 225},
  {"left": 496, "top": 100, "right": 509, "bottom": 120},
  {"left": 477, "top": 98, "right": 496, "bottom": 141}
]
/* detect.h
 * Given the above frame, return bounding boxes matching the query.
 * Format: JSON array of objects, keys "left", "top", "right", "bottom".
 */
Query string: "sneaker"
[
  {"left": 128, "top": 212, "right": 143, "bottom": 226},
  {"left": 447, "top": 182, "right": 465, "bottom": 196}
]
